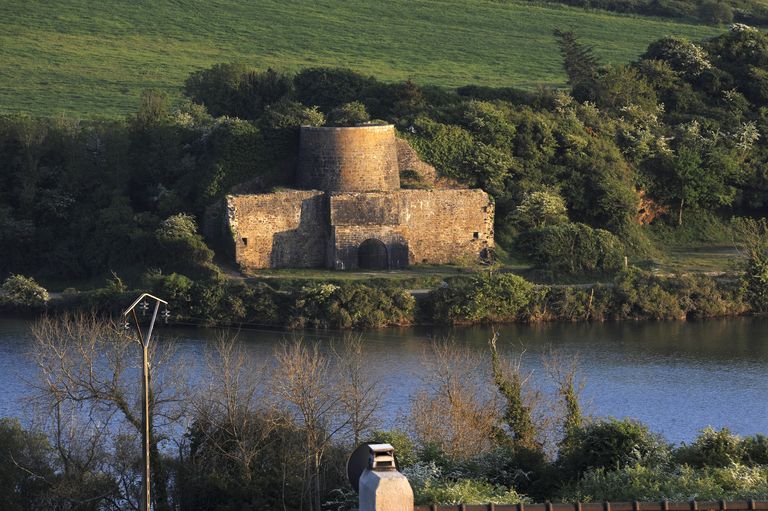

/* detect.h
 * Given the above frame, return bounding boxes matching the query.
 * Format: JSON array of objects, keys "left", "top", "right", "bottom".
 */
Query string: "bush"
[
  {"left": 402, "top": 462, "right": 528, "bottom": 505},
  {"left": 289, "top": 283, "right": 415, "bottom": 329},
  {"left": 674, "top": 427, "right": 745, "bottom": 468},
  {"left": 533, "top": 285, "right": 614, "bottom": 322},
  {"left": 517, "top": 222, "right": 625, "bottom": 276},
  {"left": 327, "top": 101, "right": 370, "bottom": 126},
  {"left": 698, "top": 1, "right": 734, "bottom": 24},
  {"left": 184, "top": 63, "right": 292, "bottom": 119},
  {"left": 405, "top": 116, "right": 475, "bottom": 181},
  {"left": 510, "top": 190, "right": 568, "bottom": 231},
  {"left": 742, "top": 434, "right": 768, "bottom": 465},
  {"left": 643, "top": 37, "right": 712, "bottom": 78},
  {"left": 178, "top": 412, "right": 341, "bottom": 511},
  {"left": 430, "top": 273, "right": 535, "bottom": 324},
  {"left": 261, "top": 99, "right": 325, "bottom": 130},
  {"left": 564, "top": 464, "right": 768, "bottom": 502},
  {"left": 558, "top": 418, "right": 670, "bottom": 478},
  {"left": 293, "top": 67, "right": 376, "bottom": 112},
  {"left": 154, "top": 213, "right": 217, "bottom": 277},
  {"left": 0, "top": 418, "right": 56, "bottom": 511},
  {"left": 743, "top": 254, "right": 768, "bottom": 312},
  {"left": 613, "top": 267, "right": 684, "bottom": 319},
  {"left": 1, "top": 274, "right": 49, "bottom": 308}
]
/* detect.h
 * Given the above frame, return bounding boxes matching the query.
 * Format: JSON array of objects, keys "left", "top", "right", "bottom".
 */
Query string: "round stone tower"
[{"left": 296, "top": 125, "right": 400, "bottom": 192}]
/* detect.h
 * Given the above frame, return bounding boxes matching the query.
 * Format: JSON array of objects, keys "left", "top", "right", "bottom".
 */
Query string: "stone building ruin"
[{"left": 225, "top": 124, "right": 494, "bottom": 271}]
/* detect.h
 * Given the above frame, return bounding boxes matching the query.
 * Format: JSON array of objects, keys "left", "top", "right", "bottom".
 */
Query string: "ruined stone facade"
[{"left": 226, "top": 125, "right": 494, "bottom": 270}]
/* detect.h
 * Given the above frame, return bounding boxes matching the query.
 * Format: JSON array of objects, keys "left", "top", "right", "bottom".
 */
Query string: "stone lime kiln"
[{"left": 226, "top": 124, "right": 494, "bottom": 271}]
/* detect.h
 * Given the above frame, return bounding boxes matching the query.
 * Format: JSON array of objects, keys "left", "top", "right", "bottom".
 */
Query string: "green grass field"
[{"left": 0, "top": 0, "right": 723, "bottom": 119}]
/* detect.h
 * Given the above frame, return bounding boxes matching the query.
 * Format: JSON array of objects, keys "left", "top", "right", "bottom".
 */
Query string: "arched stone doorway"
[{"left": 357, "top": 238, "right": 388, "bottom": 270}]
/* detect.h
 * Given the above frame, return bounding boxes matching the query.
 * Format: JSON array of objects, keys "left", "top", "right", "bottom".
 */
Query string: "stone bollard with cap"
[{"left": 347, "top": 443, "right": 414, "bottom": 511}]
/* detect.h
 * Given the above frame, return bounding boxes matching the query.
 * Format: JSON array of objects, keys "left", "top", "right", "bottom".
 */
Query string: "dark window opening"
[
  {"left": 473, "top": 232, "right": 479, "bottom": 239},
  {"left": 242, "top": 238, "right": 248, "bottom": 246}
]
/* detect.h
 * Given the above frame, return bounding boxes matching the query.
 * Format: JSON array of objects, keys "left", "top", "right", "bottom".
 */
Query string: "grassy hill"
[{"left": 0, "top": 0, "right": 723, "bottom": 118}]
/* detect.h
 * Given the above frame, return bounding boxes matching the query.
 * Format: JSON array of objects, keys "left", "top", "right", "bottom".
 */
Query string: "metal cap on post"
[{"left": 348, "top": 443, "right": 414, "bottom": 511}]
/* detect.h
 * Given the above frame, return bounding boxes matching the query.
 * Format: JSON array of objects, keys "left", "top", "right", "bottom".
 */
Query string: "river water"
[{"left": 2, "top": 316, "right": 767, "bottom": 445}]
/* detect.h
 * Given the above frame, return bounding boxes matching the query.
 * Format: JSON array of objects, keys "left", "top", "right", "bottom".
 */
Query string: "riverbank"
[{"left": 0, "top": 266, "right": 757, "bottom": 329}]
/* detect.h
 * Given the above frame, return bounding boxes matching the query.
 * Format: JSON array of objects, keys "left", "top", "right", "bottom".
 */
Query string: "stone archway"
[{"left": 357, "top": 238, "right": 388, "bottom": 270}]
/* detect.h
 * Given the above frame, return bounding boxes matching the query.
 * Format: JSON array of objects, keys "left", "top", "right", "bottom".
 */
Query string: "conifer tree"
[{"left": 553, "top": 29, "right": 601, "bottom": 100}]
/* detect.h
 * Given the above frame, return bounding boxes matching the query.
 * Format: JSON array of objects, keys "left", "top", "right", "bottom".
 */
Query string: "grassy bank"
[{"left": 0, "top": 0, "right": 722, "bottom": 117}]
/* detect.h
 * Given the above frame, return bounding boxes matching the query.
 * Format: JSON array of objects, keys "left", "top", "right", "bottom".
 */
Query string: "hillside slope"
[{"left": 0, "top": 0, "right": 722, "bottom": 118}]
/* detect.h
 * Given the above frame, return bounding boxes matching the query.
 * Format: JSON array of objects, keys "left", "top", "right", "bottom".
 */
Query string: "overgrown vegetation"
[{"left": 2, "top": 25, "right": 768, "bottom": 323}]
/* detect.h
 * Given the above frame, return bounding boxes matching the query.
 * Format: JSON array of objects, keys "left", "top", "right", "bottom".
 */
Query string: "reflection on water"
[{"left": 1, "top": 316, "right": 767, "bottom": 444}]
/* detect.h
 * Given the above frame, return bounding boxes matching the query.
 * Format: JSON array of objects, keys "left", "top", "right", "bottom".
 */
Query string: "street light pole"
[{"left": 124, "top": 293, "right": 168, "bottom": 511}]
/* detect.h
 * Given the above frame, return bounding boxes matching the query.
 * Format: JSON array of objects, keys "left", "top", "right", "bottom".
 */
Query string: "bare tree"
[
  {"left": 272, "top": 338, "right": 349, "bottom": 511},
  {"left": 191, "top": 331, "right": 279, "bottom": 480},
  {"left": 410, "top": 338, "right": 500, "bottom": 460},
  {"left": 333, "top": 334, "right": 382, "bottom": 446},
  {"left": 30, "top": 312, "right": 187, "bottom": 511}
]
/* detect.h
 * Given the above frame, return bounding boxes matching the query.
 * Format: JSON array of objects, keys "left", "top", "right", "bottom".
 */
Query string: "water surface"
[{"left": 2, "top": 316, "right": 767, "bottom": 444}]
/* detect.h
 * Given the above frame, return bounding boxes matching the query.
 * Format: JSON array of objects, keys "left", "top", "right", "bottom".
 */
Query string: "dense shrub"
[
  {"left": 261, "top": 99, "right": 325, "bottom": 129},
  {"left": 184, "top": 63, "right": 292, "bottom": 119},
  {"left": 405, "top": 117, "right": 475, "bottom": 181},
  {"left": 0, "top": 274, "right": 48, "bottom": 308},
  {"left": 289, "top": 283, "right": 415, "bottom": 329},
  {"left": 0, "top": 418, "right": 56, "bottom": 511},
  {"left": 674, "top": 427, "right": 746, "bottom": 468},
  {"left": 430, "top": 273, "right": 535, "bottom": 324},
  {"left": 531, "top": 285, "right": 614, "bottom": 322},
  {"left": 564, "top": 464, "right": 768, "bottom": 502},
  {"left": 154, "top": 214, "right": 217, "bottom": 277},
  {"left": 326, "top": 101, "right": 370, "bottom": 126},
  {"left": 613, "top": 268, "right": 685, "bottom": 319},
  {"left": 402, "top": 462, "right": 528, "bottom": 506},
  {"left": 743, "top": 434, "right": 768, "bottom": 465},
  {"left": 743, "top": 255, "right": 768, "bottom": 312},
  {"left": 510, "top": 190, "right": 568, "bottom": 231},
  {"left": 517, "top": 223, "right": 625, "bottom": 276},
  {"left": 178, "top": 413, "right": 346, "bottom": 511},
  {"left": 293, "top": 67, "right": 376, "bottom": 112},
  {"left": 558, "top": 418, "right": 670, "bottom": 478}
]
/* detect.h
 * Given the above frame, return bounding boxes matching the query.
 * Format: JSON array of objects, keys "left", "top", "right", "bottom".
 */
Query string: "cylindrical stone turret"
[{"left": 296, "top": 125, "right": 400, "bottom": 192}]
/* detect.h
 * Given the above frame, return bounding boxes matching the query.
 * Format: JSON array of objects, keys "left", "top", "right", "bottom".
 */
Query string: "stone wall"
[
  {"left": 226, "top": 191, "right": 327, "bottom": 269},
  {"left": 329, "top": 192, "right": 401, "bottom": 226},
  {"left": 327, "top": 189, "right": 494, "bottom": 269},
  {"left": 400, "top": 189, "right": 494, "bottom": 265},
  {"left": 296, "top": 125, "right": 400, "bottom": 192},
  {"left": 330, "top": 226, "right": 409, "bottom": 270}
]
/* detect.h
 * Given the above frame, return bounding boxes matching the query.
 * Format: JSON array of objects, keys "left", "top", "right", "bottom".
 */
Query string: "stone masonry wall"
[
  {"left": 330, "top": 226, "right": 409, "bottom": 270},
  {"left": 296, "top": 125, "right": 400, "bottom": 192},
  {"left": 399, "top": 189, "right": 494, "bottom": 265},
  {"left": 226, "top": 191, "right": 327, "bottom": 269},
  {"left": 327, "top": 189, "right": 494, "bottom": 269},
  {"left": 329, "top": 192, "right": 401, "bottom": 226}
]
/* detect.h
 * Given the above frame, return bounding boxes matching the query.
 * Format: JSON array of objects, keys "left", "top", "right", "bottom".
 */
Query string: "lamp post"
[{"left": 123, "top": 293, "right": 168, "bottom": 511}]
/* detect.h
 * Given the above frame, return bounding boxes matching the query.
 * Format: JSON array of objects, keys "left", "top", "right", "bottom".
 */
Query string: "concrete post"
[{"left": 357, "top": 444, "right": 414, "bottom": 511}]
